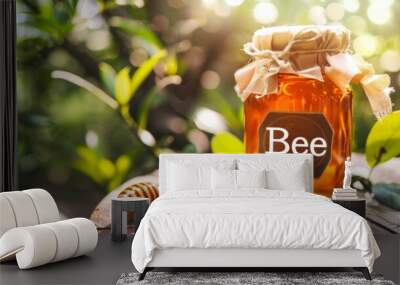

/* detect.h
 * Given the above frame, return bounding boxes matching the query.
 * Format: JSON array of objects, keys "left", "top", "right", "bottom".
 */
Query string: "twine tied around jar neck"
[
  {"left": 234, "top": 26, "right": 393, "bottom": 119},
  {"left": 243, "top": 25, "right": 348, "bottom": 60}
]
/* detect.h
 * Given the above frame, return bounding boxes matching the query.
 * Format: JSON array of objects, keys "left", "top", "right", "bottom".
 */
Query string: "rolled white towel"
[
  {"left": 0, "top": 196, "right": 17, "bottom": 237},
  {"left": 0, "top": 218, "right": 98, "bottom": 269},
  {"left": 0, "top": 189, "right": 60, "bottom": 239},
  {"left": 23, "top": 189, "right": 59, "bottom": 224},
  {"left": 0, "top": 191, "right": 39, "bottom": 227},
  {"left": 64, "top": 218, "right": 98, "bottom": 257},
  {"left": 42, "top": 221, "right": 79, "bottom": 262},
  {"left": 0, "top": 226, "right": 57, "bottom": 268}
]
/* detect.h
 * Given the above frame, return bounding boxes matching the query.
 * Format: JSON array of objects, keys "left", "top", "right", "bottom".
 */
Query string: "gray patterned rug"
[{"left": 116, "top": 272, "right": 395, "bottom": 285}]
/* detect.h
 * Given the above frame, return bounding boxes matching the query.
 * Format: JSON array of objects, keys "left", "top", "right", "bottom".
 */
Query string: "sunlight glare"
[
  {"left": 326, "top": 2, "right": 345, "bottom": 21},
  {"left": 367, "top": 4, "right": 391, "bottom": 25},
  {"left": 380, "top": 50, "right": 400, "bottom": 72},
  {"left": 309, "top": 6, "right": 327, "bottom": 25},
  {"left": 193, "top": 108, "right": 227, "bottom": 134},
  {"left": 342, "top": 0, "right": 359, "bottom": 12},
  {"left": 353, "top": 34, "right": 378, "bottom": 57},
  {"left": 253, "top": 2, "right": 278, "bottom": 24},
  {"left": 224, "top": 0, "right": 244, "bottom": 7}
]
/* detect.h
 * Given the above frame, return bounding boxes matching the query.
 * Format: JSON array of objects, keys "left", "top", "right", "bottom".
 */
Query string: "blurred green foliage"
[
  {"left": 16, "top": 0, "right": 400, "bottom": 201},
  {"left": 74, "top": 146, "right": 131, "bottom": 191},
  {"left": 366, "top": 111, "right": 400, "bottom": 168},
  {"left": 211, "top": 132, "right": 244, "bottom": 153}
]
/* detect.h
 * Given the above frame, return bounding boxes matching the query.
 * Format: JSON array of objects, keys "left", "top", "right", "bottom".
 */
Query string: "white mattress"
[{"left": 131, "top": 190, "right": 380, "bottom": 273}]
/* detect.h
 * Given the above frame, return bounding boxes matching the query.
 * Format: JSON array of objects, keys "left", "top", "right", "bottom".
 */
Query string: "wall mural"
[
  {"left": 16, "top": 0, "right": 399, "bottom": 233},
  {"left": 236, "top": 25, "right": 393, "bottom": 197}
]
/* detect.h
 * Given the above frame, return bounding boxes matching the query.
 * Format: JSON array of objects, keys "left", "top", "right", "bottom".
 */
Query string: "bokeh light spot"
[
  {"left": 343, "top": 0, "right": 359, "bottom": 12},
  {"left": 188, "top": 129, "right": 210, "bottom": 153},
  {"left": 193, "top": 108, "right": 227, "bottom": 134},
  {"left": 345, "top": 15, "right": 367, "bottom": 35},
  {"left": 253, "top": 2, "right": 278, "bottom": 24},
  {"left": 133, "top": 0, "right": 144, "bottom": 8},
  {"left": 116, "top": 0, "right": 128, "bottom": 5},
  {"left": 367, "top": 4, "right": 391, "bottom": 25},
  {"left": 202, "top": 0, "right": 216, "bottom": 9},
  {"left": 201, "top": 70, "right": 221, "bottom": 90},
  {"left": 369, "top": 0, "right": 394, "bottom": 7},
  {"left": 129, "top": 48, "right": 149, "bottom": 67},
  {"left": 77, "top": 0, "right": 99, "bottom": 19},
  {"left": 309, "top": 6, "right": 327, "bottom": 25},
  {"left": 85, "top": 130, "right": 98, "bottom": 148},
  {"left": 380, "top": 50, "right": 400, "bottom": 72},
  {"left": 138, "top": 129, "right": 156, "bottom": 146},
  {"left": 326, "top": 2, "right": 345, "bottom": 21},
  {"left": 85, "top": 30, "right": 110, "bottom": 51},
  {"left": 353, "top": 34, "right": 378, "bottom": 57},
  {"left": 224, "top": 0, "right": 244, "bottom": 7},
  {"left": 166, "top": 117, "right": 187, "bottom": 134}
]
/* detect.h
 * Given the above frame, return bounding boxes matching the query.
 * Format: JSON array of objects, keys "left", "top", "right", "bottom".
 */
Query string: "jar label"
[{"left": 258, "top": 112, "right": 333, "bottom": 177}]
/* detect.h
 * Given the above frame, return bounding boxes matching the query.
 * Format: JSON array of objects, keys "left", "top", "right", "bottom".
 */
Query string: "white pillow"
[
  {"left": 211, "top": 168, "right": 236, "bottom": 190},
  {"left": 167, "top": 162, "right": 211, "bottom": 191},
  {"left": 166, "top": 159, "right": 236, "bottom": 192},
  {"left": 238, "top": 159, "right": 308, "bottom": 191},
  {"left": 266, "top": 163, "right": 307, "bottom": 191},
  {"left": 237, "top": 169, "right": 267, "bottom": 189},
  {"left": 211, "top": 168, "right": 267, "bottom": 190}
]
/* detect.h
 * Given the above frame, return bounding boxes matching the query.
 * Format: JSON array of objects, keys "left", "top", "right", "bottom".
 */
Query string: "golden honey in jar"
[
  {"left": 235, "top": 25, "right": 356, "bottom": 196},
  {"left": 244, "top": 73, "right": 352, "bottom": 196}
]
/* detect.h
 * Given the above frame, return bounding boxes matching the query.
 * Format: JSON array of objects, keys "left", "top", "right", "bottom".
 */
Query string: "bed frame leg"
[
  {"left": 138, "top": 268, "right": 148, "bottom": 281},
  {"left": 354, "top": 267, "right": 371, "bottom": 280}
]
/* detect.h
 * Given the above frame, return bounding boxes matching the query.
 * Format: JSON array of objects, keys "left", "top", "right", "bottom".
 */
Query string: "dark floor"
[
  {"left": 0, "top": 233, "right": 134, "bottom": 285},
  {"left": 373, "top": 232, "right": 400, "bottom": 284},
  {"left": 1, "top": 232, "right": 399, "bottom": 285}
]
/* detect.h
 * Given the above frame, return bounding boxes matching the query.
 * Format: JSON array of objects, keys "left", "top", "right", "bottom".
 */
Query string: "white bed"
[{"left": 131, "top": 153, "right": 380, "bottom": 280}]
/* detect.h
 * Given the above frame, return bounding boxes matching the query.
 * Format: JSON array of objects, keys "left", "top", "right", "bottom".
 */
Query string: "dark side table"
[
  {"left": 332, "top": 198, "right": 366, "bottom": 218},
  {"left": 111, "top": 197, "right": 150, "bottom": 242}
]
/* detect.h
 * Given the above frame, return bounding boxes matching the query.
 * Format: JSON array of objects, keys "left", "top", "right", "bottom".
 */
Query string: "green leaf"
[
  {"left": 98, "top": 158, "right": 116, "bottom": 179},
  {"left": 73, "top": 146, "right": 104, "bottom": 183},
  {"left": 24, "top": 17, "right": 63, "bottom": 40},
  {"left": 137, "top": 87, "right": 161, "bottom": 129},
  {"left": 211, "top": 132, "right": 244, "bottom": 154},
  {"left": 22, "top": 1, "right": 74, "bottom": 40},
  {"left": 164, "top": 55, "right": 178, "bottom": 75},
  {"left": 116, "top": 155, "right": 131, "bottom": 173},
  {"left": 366, "top": 111, "right": 400, "bottom": 167},
  {"left": 52, "top": 70, "right": 118, "bottom": 109},
  {"left": 115, "top": 67, "right": 132, "bottom": 105},
  {"left": 110, "top": 17, "right": 163, "bottom": 49},
  {"left": 99, "top": 63, "right": 116, "bottom": 97},
  {"left": 72, "top": 146, "right": 133, "bottom": 193},
  {"left": 108, "top": 155, "right": 132, "bottom": 192},
  {"left": 130, "top": 49, "right": 167, "bottom": 97},
  {"left": 53, "top": 4, "right": 72, "bottom": 25}
]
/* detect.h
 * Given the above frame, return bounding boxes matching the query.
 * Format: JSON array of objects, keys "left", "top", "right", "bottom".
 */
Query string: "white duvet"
[{"left": 131, "top": 190, "right": 380, "bottom": 272}]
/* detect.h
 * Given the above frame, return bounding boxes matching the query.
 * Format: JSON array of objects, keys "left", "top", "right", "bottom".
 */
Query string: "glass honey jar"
[
  {"left": 244, "top": 73, "right": 352, "bottom": 196},
  {"left": 235, "top": 25, "right": 392, "bottom": 197}
]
